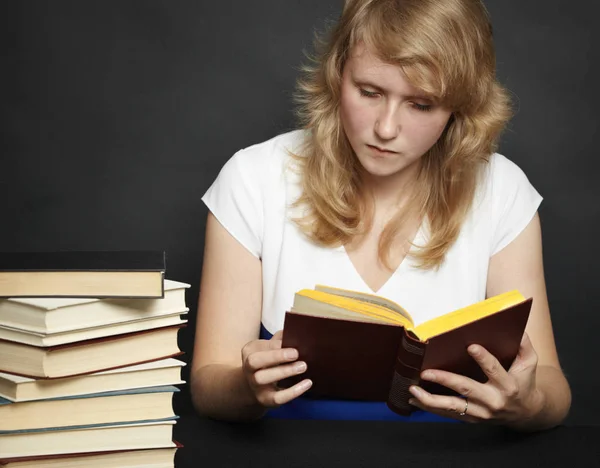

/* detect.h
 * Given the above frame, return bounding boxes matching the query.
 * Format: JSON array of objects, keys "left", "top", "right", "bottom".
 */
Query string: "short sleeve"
[
  {"left": 489, "top": 154, "right": 543, "bottom": 256},
  {"left": 201, "top": 149, "right": 264, "bottom": 259}
]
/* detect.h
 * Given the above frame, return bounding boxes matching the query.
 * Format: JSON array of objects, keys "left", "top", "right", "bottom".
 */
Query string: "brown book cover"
[{"left": 281, "top": 298, "right": 532, "bottom": 416}]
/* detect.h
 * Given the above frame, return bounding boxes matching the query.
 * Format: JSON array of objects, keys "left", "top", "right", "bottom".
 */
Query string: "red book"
[{"left": 0, "top": 440, "right": 182, "bottom": 467}]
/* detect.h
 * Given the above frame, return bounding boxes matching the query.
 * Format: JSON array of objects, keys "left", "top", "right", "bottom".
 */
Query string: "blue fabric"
[{"left": 260, "top": 324, "right": 459, "bottom": 422}]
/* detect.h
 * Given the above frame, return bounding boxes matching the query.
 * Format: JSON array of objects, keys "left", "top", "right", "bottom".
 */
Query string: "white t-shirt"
[{"left": 202, "top": 129, "right": 542, "bottom": 334}]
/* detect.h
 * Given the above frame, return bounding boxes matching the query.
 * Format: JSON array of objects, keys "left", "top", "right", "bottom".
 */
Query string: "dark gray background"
[{"left": 1, "top": 0, "right": 598, "bottom": 425}]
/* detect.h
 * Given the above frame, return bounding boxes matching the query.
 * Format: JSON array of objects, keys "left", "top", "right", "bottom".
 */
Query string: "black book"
[{"left": 0, "top": 251, "right": 165, "bottom": 298}]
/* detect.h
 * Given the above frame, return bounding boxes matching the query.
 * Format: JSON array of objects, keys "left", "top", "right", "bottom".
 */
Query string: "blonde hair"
[{"left": 292, "top": 0, "right": 512, "bottom": 270}]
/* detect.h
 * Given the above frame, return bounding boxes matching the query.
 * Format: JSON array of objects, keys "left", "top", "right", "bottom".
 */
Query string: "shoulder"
[
  {"left": 474, "top": 153, "right": 543, "bottom": 255},
  {"left": 206, "top": 129, "right": 307, "bottom": 201},
  {"left": 488, "top": 153, "right": 526, "bottom": 181},
  {"left": 477, "top": 153, "right": 539, "bottom": 201},
  {"left": 202, "top": 130, "right": 307, "bottom": 258},
  {"left": 226, "top": 129, "right": 307, "bottom": 176},
  {"left": 488, "top": 153, "right": 530, "bottom": 181}
]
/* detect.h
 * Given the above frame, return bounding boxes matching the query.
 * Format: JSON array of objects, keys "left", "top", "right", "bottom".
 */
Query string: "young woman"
[{"left": 191, "top": 0, "right": 571, "bottom": 431}]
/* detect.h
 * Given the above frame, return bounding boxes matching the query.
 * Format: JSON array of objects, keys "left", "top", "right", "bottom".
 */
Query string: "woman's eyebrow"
[{"left": 352, "top": 76, "right": 387, "bottom": 92}]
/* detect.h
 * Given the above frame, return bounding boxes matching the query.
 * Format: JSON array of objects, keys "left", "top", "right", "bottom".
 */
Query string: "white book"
[
  {"left": 0, "top": 315, "right": 187, "bottom": 347},
  {"left": 0, "top": 326, "right": 183, "bottom": 379},
  {"left": 0, "top": 420, "right": 177, "bottom": 459},
  {"left": 0, "top": 386, "right": 178, "bottom": 431},
  {"left": 0, "top": 280, "right": 190, "bottom": 334},
  {"left": 0, "top": 358, "right": 185, "bottom": 402}
]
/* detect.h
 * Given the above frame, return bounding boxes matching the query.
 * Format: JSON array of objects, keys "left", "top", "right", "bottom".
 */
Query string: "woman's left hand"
[{"left": 408, "top": 332, "right": 545, "bottom": 425}]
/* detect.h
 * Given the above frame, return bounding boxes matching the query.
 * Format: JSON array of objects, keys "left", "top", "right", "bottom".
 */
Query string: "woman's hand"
[
  {"left": 408, "top": 332, "right": 545, "bottom": 426},
  {"left": 241, "top": 330, "right": 313, "bottom": 409}
]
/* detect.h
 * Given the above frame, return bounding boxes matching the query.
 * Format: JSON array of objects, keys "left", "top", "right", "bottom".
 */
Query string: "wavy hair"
[{"left": 291, "top": 0, "right": 512, "bottom": 270}]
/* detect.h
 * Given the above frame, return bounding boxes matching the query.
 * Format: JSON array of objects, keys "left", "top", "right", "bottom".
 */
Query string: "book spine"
[{"left": 386, "top": 332, "right": 426, "bottom": 416}]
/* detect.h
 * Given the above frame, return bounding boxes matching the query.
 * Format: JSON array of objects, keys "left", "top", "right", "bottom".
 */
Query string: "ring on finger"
[{"left": 458, "top": 398, "right": 469, "bottom": 416}]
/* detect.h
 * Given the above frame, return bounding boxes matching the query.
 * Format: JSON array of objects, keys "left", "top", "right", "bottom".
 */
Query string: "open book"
[{"left": 281, "top": 286, "right": 532, "bottom": 416}]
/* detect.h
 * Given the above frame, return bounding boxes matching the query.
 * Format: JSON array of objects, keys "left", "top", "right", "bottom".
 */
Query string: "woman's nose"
[{"left": 374, "top": 105, "right": 400, "bottom": 140}]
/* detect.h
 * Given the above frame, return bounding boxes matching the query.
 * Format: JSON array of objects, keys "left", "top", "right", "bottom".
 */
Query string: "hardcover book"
[
  {"left": 0, "top": 419, "right": 177, "bottom": 459},
  {"left": 281, "top": 285, "right": 532, "bottom": 416},
  {"left": 0, "top": 279, "right": 189, "bottom": 335},
  {"left": 0, "top": 315, "right": 188, "bottom": 347},
  {"left": 0, "top": 325, "right": 184, "bottom": 379},
  {"left": 0, "top": 386, "right": 178, "bottom": 431},
  {"left": 0, "top": 251, "right": 166, "bottom": 298},
  {"left": 0, "top": 444, "right": 181, "bottom": 468},
  {"left": 0, "top": 358, "right": 186, "bottom": 403}
]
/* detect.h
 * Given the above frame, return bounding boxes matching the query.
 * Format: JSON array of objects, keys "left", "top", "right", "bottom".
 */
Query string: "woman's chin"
[
  {"left": 358, "top": 159, "right": 402, "bottom": 179},
  {"left": 356, "top": 155, "right": 420, "bottom": 183}
]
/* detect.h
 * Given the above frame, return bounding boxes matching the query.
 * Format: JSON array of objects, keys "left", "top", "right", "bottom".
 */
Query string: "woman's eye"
[
  {"left": 359, "top": 88, "right": 379, "bottom": 98},
  {"left": 412, "top": 102, "right": 433, "bottom": 112}
]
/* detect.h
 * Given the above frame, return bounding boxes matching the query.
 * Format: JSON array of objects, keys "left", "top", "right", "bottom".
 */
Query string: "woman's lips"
[{"left": 368, "top": 144, "right": 397, "bottom": 154}]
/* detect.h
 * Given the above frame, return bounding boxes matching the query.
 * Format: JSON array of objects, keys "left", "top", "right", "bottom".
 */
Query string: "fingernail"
[
  {"left": 422, "top": 371, "right": 435, "bottom": 381},
  {"left": 468, "top": 345, "right": 479, "bottom": 356},
  {"left": 294, "top": 362, "right": 307, "bottom": 373},
  {"left": 409, "top": 386, "right": 423, "bottom": 397},
  {"left": 284, "top": 349, "right": 298, "bottom": 360},
  {"left": 298, "top": 379, "right": 312, "bottom": 391}
]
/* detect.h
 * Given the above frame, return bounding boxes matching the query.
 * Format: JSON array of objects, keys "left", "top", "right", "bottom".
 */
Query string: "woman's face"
[{"left": 340, "top": 44, "right": 452, "bottom": 180}]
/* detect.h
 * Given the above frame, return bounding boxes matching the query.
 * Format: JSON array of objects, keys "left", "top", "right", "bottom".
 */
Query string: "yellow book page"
[
  {"left": 315, "top": 284, "right": 413, "bottom": 323},
  {"left": 412, "top": 290, "right": 525, "bottom": 341},
  {"left": 294, "top": 290, "right": 411, "bottom": 327}
]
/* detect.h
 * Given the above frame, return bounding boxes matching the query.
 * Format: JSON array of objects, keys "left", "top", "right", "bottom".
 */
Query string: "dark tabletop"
[{"left": 173, "top": 413, "right": 600, "bottom": 468}]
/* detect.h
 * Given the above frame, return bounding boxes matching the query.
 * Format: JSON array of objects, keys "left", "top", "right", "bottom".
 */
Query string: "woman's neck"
[{"left": 360, "top": 159, "right": 421, "bottom": 211}]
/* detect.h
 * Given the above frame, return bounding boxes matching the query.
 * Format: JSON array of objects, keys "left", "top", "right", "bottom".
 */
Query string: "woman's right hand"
[{"left": 241, "top": 330, "right": 313, "bottom": 408}]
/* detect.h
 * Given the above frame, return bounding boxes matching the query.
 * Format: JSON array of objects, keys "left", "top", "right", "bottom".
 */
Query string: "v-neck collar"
[{"left": 339, "top": 223, "right": 425, "bottom": 295}]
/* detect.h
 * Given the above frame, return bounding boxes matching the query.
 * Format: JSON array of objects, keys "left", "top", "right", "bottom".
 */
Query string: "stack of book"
[{"left": 0, "top": 251, "right": 187, "bottom": 468}]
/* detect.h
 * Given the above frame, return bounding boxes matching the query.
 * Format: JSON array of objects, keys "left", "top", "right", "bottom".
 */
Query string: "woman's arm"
[
  {"left": 190, "top": 213, "right": 311, "bottom": 421},
  {"left": 408, "top": 212, "right": 571, "bottom": 431},
  {"left": 485, "top": 212, "right": 571, "bottom": 431}
]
